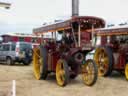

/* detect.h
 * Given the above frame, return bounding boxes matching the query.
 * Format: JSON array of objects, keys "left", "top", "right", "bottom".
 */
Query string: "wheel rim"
[
  {"left": 56, "top": 60, "right": 66, "bottom": 86},
  {"left": 94, "top": 48, "right": 109, "bottom": 76},
  {"left": 33, "top": 48, "right": 42, "bottom": 80},
  {"left": 125, "top": 64, "right": 128, "bottom": 80},
  {"left": 81, "top": 60, "right": 95, "bottom": 85}
]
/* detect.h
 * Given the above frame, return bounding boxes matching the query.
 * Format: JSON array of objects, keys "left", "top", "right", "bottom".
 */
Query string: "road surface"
[{"left": 0, "top": 63, "right": 128, "bottom": 96}]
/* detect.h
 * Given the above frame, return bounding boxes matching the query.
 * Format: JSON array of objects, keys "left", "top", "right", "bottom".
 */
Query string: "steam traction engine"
[
  {"left": 93, "top": 27, "right": 128, "bottom": 79},
  {"left": 33, "top": 16, "right": 105, "bottom": 86}
]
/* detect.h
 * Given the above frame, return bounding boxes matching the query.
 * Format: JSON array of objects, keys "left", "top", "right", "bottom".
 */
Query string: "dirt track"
[{"left": 0, "top": 63, "right": 128, "bottom": 96}]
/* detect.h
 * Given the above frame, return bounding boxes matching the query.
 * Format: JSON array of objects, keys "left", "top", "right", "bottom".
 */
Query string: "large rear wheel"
[
  {"left": 40, "top": 46, "right": 48, "bottom": 79},
  {"left": 94, "top": 46, "right": 113, "bottom": 76},
  {"left": 125, "top": 64, "right": 128, "bottom": 80},
  {"left": 33, "top": 46, "right": 48, "bottom": 80},
  {"left": 81, "top": 59, "right": 98, "bottom": 86},
  {"left": 56, "top": 59, "right": 69, "bottom": 86},
  {"left": 33, "top": 47, "right": 42, "bottom": 80}
]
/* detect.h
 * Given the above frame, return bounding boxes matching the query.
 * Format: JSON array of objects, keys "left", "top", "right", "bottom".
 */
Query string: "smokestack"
[{"left": 72, "top": 0, "right": 79, "bottom": 17}]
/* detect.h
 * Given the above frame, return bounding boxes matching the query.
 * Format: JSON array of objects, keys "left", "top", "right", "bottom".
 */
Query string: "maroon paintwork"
[
  {"left": 94, "top": 26, "right": 128, "bottom": 70},
  {"left": 34, "top": 16, "right": 105, "bottom": 72},
  {"left": 33, "top": 16, "right": 105, "bottom": 34},
  {"left": 1, "top": 34, "right": 41, "bottom": 44}
]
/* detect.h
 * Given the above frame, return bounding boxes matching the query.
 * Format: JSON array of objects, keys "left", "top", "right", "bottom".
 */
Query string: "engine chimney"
[{"left": 72, "top": 0, "right": 79, "bottom": 17}]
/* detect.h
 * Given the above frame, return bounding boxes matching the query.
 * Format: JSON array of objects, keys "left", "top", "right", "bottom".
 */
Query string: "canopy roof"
[
  {"left": 94, "top": 26, "right": 128, "bottom": 36},
  {"left": 33, "top": 16, "right": 105, "bottom": 35}
]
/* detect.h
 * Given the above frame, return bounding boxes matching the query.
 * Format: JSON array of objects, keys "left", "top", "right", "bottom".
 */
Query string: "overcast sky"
[{"left": 0, "top": 0, "right": 128, "bottom": 34}]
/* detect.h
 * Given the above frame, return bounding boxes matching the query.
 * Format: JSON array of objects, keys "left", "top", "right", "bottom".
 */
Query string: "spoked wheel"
[
  {"left": 33, "top": 46, "right": 48, "bottom": 80},
  {"left": 33, "top": 47, "right": 42, "bottom": 80},
  {"left": 94, "top": 47, "right": 113, "bottom": 76},
  {"left": 81, "top": 59, "right": 98, "bottom": 86},
  {"left": 125, "top": 64, "right": 128, "bottom": 80},
  {"left": 56, "top": 59, "right": 69, "bottom": 87}
]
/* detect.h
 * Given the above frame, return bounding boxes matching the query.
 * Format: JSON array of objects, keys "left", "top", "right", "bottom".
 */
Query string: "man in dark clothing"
[{"left": 62, "top": 32, "right": 74, "bottom": 46}]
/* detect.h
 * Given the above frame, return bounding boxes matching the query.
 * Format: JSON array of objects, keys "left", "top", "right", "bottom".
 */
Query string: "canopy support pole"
[
  {"left": 71, "top": 23, "right": 78, "bottom": 47},
  {"left": 78, "top": 22, "right": 81, "bottom": 47}
]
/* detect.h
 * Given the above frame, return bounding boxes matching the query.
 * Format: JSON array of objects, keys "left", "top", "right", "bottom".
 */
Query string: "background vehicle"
[
  {"left": 1, "top": 33, "right": 41, "bottom": 44},
  {"left": 0, "top": 42, "right": 32, "bottom": 65},
  {"left": 93, "top": 26, "right": 128, "bottom": 79}
]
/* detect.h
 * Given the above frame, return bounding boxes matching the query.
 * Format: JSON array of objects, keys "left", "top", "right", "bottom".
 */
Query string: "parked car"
[{"left": 0, "top": 42, "right": 32, "bottom": 65}]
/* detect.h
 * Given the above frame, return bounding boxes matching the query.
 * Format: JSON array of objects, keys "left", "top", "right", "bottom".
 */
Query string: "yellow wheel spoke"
[
  {"left": 94, "top": 48, "right": 109, "bottom": 76},
  {"left": 56, "top": 59, "right": 68, "bottom": 86},
  {"left": 33, "top": 48, "right": 42, "bottom": 80},
  {"left": 60, "top": 70, "right": 65, "bottom": 75},
  {"left": 125, "top": 64, "right": 128, "bottom": 80},
  {"left": 82, "top": 60, "right": 96, "bottom": 85}
]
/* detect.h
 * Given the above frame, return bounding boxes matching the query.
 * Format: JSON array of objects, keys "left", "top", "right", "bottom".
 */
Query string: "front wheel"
[
  {"left": 6, "top": 57, "right": 13, "bottom": 65},
  {"left": 56, "top": 59, "right": 69, "bottom": 87},
  {"left": 81, "top": 59, "right": 98, "bottom": 86}
]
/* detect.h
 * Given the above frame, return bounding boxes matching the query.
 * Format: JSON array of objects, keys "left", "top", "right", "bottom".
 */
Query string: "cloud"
[{"left": 0, "top": 0, "right": 128, "bottom": 34}]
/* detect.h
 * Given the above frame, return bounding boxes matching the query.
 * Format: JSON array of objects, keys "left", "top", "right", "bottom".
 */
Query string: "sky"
[{"left": 0, "top": 0, "right": 128, "bottom": 34}]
